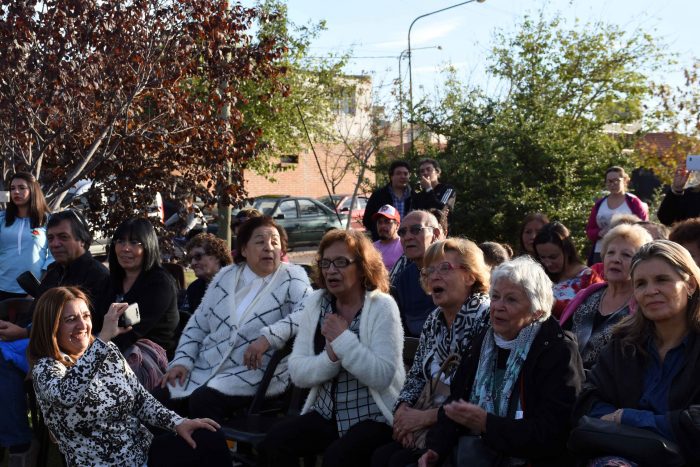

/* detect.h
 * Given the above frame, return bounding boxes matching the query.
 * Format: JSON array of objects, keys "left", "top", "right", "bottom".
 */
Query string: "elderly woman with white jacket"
[
  {"left": 258, "top": 229, "right": 405, "bottom": 467},
  {"left": 160, "top": 216, "right": 311, "bottom": 422}
]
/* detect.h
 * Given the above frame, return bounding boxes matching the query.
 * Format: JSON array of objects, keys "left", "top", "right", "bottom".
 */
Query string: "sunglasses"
[{"left": 397, "top": 225, "right": 433, "bottom": 237}]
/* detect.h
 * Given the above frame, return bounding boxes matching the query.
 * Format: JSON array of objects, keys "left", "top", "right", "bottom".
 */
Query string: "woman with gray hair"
[
  {"left": 560, "top": 224, "right": 653, "bottom": 369},
  {"left": 418, "top": 256, "right": 584, "bottom": 467}
]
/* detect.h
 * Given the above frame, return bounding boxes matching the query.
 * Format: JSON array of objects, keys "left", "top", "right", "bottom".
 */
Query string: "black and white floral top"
[
  {"left": 570, "top": 286, "right": 630, "bottom": 369},
  {"left": 32, "top": 338, "right": 183, "bottom": 467},
  {"left": 395, "top": 292, "right": 490, "bottom": 409}
]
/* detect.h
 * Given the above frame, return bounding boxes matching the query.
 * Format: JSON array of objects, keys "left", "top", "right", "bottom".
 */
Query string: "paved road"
[{"left": 287, "top": 246, "right": 316, "bottom": 265}]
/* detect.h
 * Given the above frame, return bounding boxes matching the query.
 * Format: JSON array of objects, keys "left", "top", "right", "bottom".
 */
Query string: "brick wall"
[{"left": 244, "top": 142, "right": 375, "bottom": 198}]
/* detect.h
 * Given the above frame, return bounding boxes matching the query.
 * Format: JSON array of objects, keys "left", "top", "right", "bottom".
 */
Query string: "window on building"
[
  {"left": 279, "top": 155, "right": 299, "bottom": 165},
  {"left": 333, "top": 86, "right": 357, "bottom": 116}
]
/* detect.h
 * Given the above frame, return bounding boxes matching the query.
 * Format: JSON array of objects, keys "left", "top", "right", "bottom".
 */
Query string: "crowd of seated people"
[{"left": 5, "top": 161, "right": 700, "bottom": 467}]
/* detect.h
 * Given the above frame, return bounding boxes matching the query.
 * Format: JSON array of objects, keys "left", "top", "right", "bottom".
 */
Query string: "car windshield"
[
  {"left": 318, "top": 195, "right": 342, "bottom": 209},
  {"left": 340, "top": 197, "right": 367, "bottom": 210},
  {"left": 254, "top": 199, "right": 278, "bottom": 216}
]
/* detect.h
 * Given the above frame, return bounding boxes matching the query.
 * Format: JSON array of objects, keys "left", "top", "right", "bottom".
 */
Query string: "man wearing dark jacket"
[
  {"left": 37, "top": 210, "right": 110, "bottom": 304},
  {"left": 413, "top": 158, "right": 456, "bottom": 216},
  {"left": 363, "top": 160, "right": 415, "bottom": 241}
]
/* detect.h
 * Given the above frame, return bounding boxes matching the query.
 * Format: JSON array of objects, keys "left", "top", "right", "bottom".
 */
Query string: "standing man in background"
[
  {"left": 413, "top": 158, "right": 456, "bottom": 220},
  {"left": 363, "top": 160, "right": 414, "bottom": 241}
]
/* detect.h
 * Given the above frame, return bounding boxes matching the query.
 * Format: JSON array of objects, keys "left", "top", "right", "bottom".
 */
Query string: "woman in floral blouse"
[
  {"left": 534, "top": 222, "right": 602, "bottom": 319},
  {"left": 372, "top": 238, "right": 491, "bottom": 467},
  {"left": 28, "top": 287, "right": 230, "bottom": 467}
]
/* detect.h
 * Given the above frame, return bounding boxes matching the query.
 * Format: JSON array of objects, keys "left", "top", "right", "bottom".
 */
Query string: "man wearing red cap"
[{"left": 372, "top": 205, "right": 402, "bottom": 271}]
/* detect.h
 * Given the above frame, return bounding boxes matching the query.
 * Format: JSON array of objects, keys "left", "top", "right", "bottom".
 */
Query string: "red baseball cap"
[{"left": 372, "top": 204, "right": 401, "bottom": 223}]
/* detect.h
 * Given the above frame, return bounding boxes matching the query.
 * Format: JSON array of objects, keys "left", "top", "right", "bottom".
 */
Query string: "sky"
[{"left": 282, "top": 0, "right": 699, "bottom": 108}]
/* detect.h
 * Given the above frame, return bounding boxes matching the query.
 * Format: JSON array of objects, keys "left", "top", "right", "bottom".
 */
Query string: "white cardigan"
[
  {"left": 168, "top": 262, "right": 311, "bottom": 398},
  {"left": 288, "top": 289, "right": 405, "bottom": 424}
]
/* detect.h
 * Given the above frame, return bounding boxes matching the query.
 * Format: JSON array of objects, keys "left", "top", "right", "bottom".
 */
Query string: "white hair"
[{"left": 490, "top": 256, "right": 553, "bottom": 320}]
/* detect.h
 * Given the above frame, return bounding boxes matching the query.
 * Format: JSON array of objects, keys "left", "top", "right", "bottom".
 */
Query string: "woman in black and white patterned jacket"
[
  {"left": 372, "top": 238, "right": 491, "bottom": 467},
  {"left": 28, "top": 286, "right": 230, "bottom": 467}
]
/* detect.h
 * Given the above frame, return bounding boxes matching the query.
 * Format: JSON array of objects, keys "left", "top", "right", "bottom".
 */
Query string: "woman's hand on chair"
[{"left": 175, "top": 418, "right": 220, "bottom": 449}]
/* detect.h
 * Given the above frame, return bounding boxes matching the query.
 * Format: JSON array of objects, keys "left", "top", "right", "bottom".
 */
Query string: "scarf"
[{"left": 469, "top": 321, "right": 541, "bottom": 417}]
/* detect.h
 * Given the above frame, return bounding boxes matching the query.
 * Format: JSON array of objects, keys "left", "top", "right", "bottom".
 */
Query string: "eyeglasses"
[
  {"left": 114, "top": 239, "right": 143, "bottom": 248},
  {"left": 420, "top": 261, "right": 467, "bottom": 278},
  {"left": 317, "top": 257, "right": 357, "bottom": 269},
  {"left": 397, "top": 225, "right": 434, "bottom": 237}
]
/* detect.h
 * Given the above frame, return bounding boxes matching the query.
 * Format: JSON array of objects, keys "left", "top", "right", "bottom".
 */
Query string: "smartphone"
[
  {"left": 686, "top": 155, "right": 700, "bottom": 171},
  {"left": 118, "top": 303, "right": 141, "bottom": 328},
  {"left": 0, "top": 191, "right": 9, "bottom": 203}
]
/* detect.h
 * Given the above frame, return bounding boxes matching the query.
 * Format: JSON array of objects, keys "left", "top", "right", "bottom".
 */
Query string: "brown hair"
[
  {"left": 533, "top": 221, "right": 583, "bottom": 281},
  {"left": 421, "top": 238, "right": 490, "bottom": 294},
  {"left": 186, "top": 232, "right": 233, "bottom": 268},
  {"left": 5, "top": 172, "right": 50, "bottom": 228},
  {"left": 518, "top": 212, "right": 549, "bottom": 254},
  {"left": 233, "top": 216, "right": 288, "bottom": 264},
  {"left": 617, "top": 240, "right": 700, "bottom": 355},
  {"left": 669, "top": 218, "right": 700, "bottom": 252},
  {"left": 478, "top": 241, "right": 513, "bottom": 269},
  {"left": 605, "top": 166, "right": 630, "bottom": 182},
  {"left": 313, "top": 229, "right": 390, "bottom": 293},
  {"left": 28, "top": 287, "right": 94, "bottom": 368}
]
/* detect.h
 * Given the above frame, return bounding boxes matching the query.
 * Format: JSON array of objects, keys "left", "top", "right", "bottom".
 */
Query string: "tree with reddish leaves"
[{"left": 0, "top": 0, "right": 288, "bottom": 236}]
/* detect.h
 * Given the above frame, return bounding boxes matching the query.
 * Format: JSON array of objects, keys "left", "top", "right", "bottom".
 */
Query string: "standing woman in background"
[
  {"left": 586, "top": 167, "right": 648, "bottom": 264},
  {"left": 0, "top": 172, "right": 53, "bottom": 300},
  {"left": 0, "top": 171, "right": 52, "bottom": 464}
]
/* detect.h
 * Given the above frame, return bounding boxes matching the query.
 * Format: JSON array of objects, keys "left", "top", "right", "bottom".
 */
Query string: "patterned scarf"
[{"left": 469, "top": 322, "right": 541, "bottom": 417}]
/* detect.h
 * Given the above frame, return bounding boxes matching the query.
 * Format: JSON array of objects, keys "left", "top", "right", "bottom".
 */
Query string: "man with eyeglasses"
[
  {"left": 363, "top": 160, "right": 415, "bottom": 241},
  {"left": 372, "top": 205, "right": 403, "bottom": 271},
  {"left": 390, "top": 210, "right": 443, "bottom": 337},
  {"left": 413, "top": 158, "right": 456, "bottom": 219}
]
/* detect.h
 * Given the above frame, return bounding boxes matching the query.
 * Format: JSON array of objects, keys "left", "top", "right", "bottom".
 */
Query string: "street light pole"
[
  {"left": 407, "top": 0, "right": 485, "bottom": 151},
  {"left": 398, "top": 46, "right": 441, "bottom": 156}
]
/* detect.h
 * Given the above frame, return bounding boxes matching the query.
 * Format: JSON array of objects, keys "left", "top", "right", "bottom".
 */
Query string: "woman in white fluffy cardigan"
[
  {"left": 160, "top": 217, "right": 311, "bottom": 421},
  {"left": 258, "top": 229, "right": 405, "bottom": 467}
]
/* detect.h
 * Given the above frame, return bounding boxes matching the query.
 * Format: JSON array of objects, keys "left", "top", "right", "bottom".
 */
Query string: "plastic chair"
[
  {"left": 403, "top": 336, "right": 420, "bottom": 370},
  {"left": 221, "top": 338, "right": 310, "bottom": 466},
  {"left": 0, "top": 297, "right": 34, "bottom": 326},
  {"left": 162, "top": 262, "right": 186, "bottom": 290}
]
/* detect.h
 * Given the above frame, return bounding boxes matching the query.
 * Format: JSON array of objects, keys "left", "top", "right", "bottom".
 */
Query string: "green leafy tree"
[
  {"left": 415, "top": 14, "right": 662, "bottom": 250},
  {"left": 635, "top": 61, "right": 700, "bottom": 185}
]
